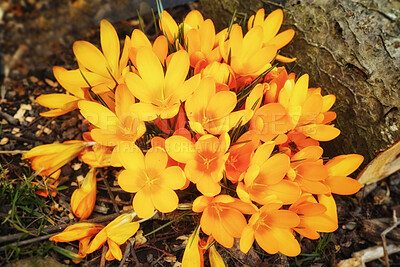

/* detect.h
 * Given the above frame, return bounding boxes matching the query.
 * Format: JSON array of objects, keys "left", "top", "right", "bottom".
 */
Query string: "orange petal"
[
  {"left": 255, "top": 226, "right": 279, "bottom": 254},
  {"left": 325, "top": 154, "right": 364, "bottom": 177},
  {"left": 299, "top": 124, "right": 340, "bottom": 141},
  {"left": 325, "top": 176, "right": 361, "bottom": 195},
  {"left": 133, "top": 186, "right": 154, "bottom": 218},
  {"left": 240, "top": 225, "right": 255, "bottom": 253}
]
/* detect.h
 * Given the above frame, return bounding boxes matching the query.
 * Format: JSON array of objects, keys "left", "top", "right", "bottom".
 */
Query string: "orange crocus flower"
[
  {"left": 220, "top": 24, "right": 277, "bottom": 78},
  {"left": 86, "top": 212, "right": 140, "bottom": 261},
  {"left": 289, "top": 194, "right": 337, "bottom": 239},
  {"left": 23, "top": 141, "right": 89, "bottom": 177},
  {"left": 248, "top": 9, "right": 295, "bottom": 63},
  {"left": 289, "top": 146, "right": 330, "bottom": 194},
  {"left": 71, "top": 168, "right": 97, "bottom": 220},
  {"left": 117, "top": 143, "right": 186, "bottom": 218},
  {"left": 240, "top": 202, "right": 301, "bottom": 256},
  {"left": 193, "top": 195, "right": 257, "bottom": 248},
  {"left": 165, "top": 133, "right": 230, "bottom": 196},
  {"left": 50, "top": 222, "right": 104, "bottom": 259},
  {"left": 78, "top": 84, "right": 146, "bottom": 159},
  {"left": 185, "top": 77, "right": 252, "bottom": 135},
  {"left": 181, "top": 226, "right": 204, "bottom": 267},
  {"left": 186, "top": 18, "right": 221, "bottom": 70},
  {"left": 324, "top": 154, "right": 364, "bottom": 195},
  {"left": 125, "top": 47, "right": 201, "bottom": 120},
  {"left": 236, "top": 141, "right": 301, "bottom": 205},
  {"left": 225, "top": 132, "right": 259, "bottom": 184},
  {"left": 72, "top": 19, "right": 129, "bottom": 94}
]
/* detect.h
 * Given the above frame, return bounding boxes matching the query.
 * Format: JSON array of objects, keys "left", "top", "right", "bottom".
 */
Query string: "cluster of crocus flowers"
[{"left": 24, "top": 5, "right": 365, "bottom": 265}]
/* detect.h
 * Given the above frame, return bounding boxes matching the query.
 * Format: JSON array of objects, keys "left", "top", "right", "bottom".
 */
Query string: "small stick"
[
  {"left": 0, "top": 110, "right": 19, "bottom": 125},
  {"left": 0, "top": 150, "right": 29, "bottom": 154},
  {"left": 100, "top": 170, "right": 120, "bottom": 214},
  {"left": 130, "top": 239, "right": 141, "bottom": 267},
  {"left": 119, "top": 239, "right": 133, "bottom": 267},
  {"left": 381, "top": 212, "right": 399, "bottom": 267},
  {"left": 0, "top": 213, "right": 120, "bottom": 244},
  {"left": 0, "top": 233, "right": 54, "bottom": 252},
  {"left": 100, "top": 243, "right": 108, "bottom": 267}
]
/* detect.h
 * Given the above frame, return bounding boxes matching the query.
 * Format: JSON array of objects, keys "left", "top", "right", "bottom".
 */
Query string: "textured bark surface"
[{"left": 199, "top": 0, "right": 400, "bottom": 162}]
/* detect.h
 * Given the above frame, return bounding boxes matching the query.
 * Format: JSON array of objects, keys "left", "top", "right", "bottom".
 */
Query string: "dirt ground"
[{"left": 1, "top": 1, "right": 399, "bottom": 266}]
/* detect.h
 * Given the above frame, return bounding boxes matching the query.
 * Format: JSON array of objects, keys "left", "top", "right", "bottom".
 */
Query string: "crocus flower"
[
  {"left": 240, "top": 202, "right": 301, "bottom": 256},
  {"left": 193, "top": 195, "right": 257, "bottom": 248},
  {"left": 289, "top": 194, "right": 337, "bottom": 239},
  {"left": 165, "top": 133, "right": 230, "bottom": 196},
  {"left": 236, "top": 141, "right": 301, "bottom": 205},
  {"left": 220, "top": 24, "right": 277, "bottom": 78},
  {"left": 324, "top": 154, "right": 363, "bottom": 195},
  {"left": 185, "top": 18, "right": 221, "bottom": 70},
  {"left": 71, "top": 168, "right": 97, "bottom": 220},
  {"left": 185, "top": 77, "right": 252, "bottom": 135},
  {"left": 126, "top": 47, "right": 201, "bottom": 120},
  {"left": 50, "top": 222, "right": 104, "bottom": 259},
  {"left": 117, "top": 143, "right": 186, "bottom": 218},
  {"left": 78, "top": 84, "right": 146, "bottom": 159},
  {"left": 23, "top": 141, "right": 90, "bottom": 177},
  {"left": 72, "top": 19, "right": 129, "bottom": 94},
  {"left": 247, "top": 9, "right": 295, "bottom": 62},
  {"left": 86, "top": 212, "right": 140, "bottom": 261},
  {"left": 182, "top": 226, "right": 203, "bottom": 267}
]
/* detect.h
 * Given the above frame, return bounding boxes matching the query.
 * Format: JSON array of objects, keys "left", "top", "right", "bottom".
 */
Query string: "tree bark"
[{"left": 199, "top": 0, "right": 400, "bottom": 162}]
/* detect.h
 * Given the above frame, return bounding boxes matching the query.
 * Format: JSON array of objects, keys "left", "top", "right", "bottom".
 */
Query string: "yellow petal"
[
  {"left": 209, "top": 245, "right": 226, "bottom": 267},
  {"left": 159, "top": 166, "right": 186, "bottom": 190},
  {"left": 78, "top": 100, "right": 118, "bottom": 131},
  {"left": 136, "top": 47, "right": 164, "bottom": 98},
  {"left": 268, "top": 29, "right": 295, "bottom": 49},
  {"left": 220, "top": 208, "right": 247, "bottom": 238},
  {"left": 145, "top": 147, "right": 168, "bottom": 176},
  {"left": 53, "top": 67, "right": 85, "bottom": 98},
  {"left": 107, "top": 222, "right": 139, "bottom": 245},
  {"left": 255, "top": 227, "right": 279, "bottom": 254},
  {"left": 118, "top": 169, "right": 146, "bottom": 193},
  {"left": 107, "top": 239, "right": 122, "bottom": 261},
  {"left": 100, "top": 20, "right": 120, "bottom": 75},
  {"left": 73, "top": 41, "right": 109, "bottom": 78},
  {"left": 117, "top": 142, "right": 145, "bottom": 170},
  {"left": 164, "top": 50, "right": 190, "bottom": 100},
  {"left": 291, "top": 74, "right": 309, "bottom": 107},
  {"left": 36, "top": 94, "right": 79, "bottom": 109},
  {"left": 150, "top": 185, "right": 179, "bottom": 213},
  {"left": 133, "top": 186, "right": 154, "bottom": 218},
  {"left": 192, "top": 195, "right": 213, "bottom": 213},
  {"left": 165, "top": 136, "right": 196, "bottom": 163},
  {"left": 258, "top": 154, "right": 290, "bottom": 185},
  {"left": 270, "top": 227, "right": 301, "bottom": 256},
  {"left": 240, "top": 225, "right": 255, "bottom": 253},
  {"left": 262, "top": 9, "right": 283, "bottom": 44},
  {"left": 206, "top": 91, "right": 236, "bottom": 120}
]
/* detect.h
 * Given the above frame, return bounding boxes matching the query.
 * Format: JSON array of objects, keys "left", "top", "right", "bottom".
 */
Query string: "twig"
[
  {"left": 0, "top": 110, "right": 19, "bottom": 125},
  {"left": 119, "top": 239, "right": 133, "bottom": 267},
  {"left": 100, "top": 170, "right": 120, "bottom": 214},
  {"left": 381, "top": 212, "right": 400, "bottom": 267},
  {"left": 131, "top": 239, "right": 141, "bottom": 267},
  {"left": 100, "top": 243, "right": 108, "bottom": 267},
  {"left": 0, "top": 150, "right": 29, "bottom": 154},
  {"left": 0, "top": 233, "right": 54, "bottom": 252},
  {"left": 0, "top": 213, "right": 120, "bottom": 244}
]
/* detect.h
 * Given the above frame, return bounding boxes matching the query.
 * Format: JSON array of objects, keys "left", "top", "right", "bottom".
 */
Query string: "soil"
[{"left": 1, "top": 1, "right": 399, "bottom": 266}]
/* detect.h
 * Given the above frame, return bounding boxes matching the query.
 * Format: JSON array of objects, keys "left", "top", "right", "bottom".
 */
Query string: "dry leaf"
[{"left": 357, "top": 140, "right": 400, "bottom": 186}]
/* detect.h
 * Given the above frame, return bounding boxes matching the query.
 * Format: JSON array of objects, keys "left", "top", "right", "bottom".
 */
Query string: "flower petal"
[
  {"left": 118, "top": 169, "right": 146, "bottom": 193},
  {"left": 150, "top": 185, "right": 179, "bottom": 213},
  {"left": 133, "top": 186, "right": 154, "bottom": 218},
  {"left": 78, "top": 100, "right": 118, "bottom": 131},
  {"left": 165, "top": 135, "right": 196, "bottom": 163},
  {"left": 159, "top": 166, "right": 186, "bottom": 190}
]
